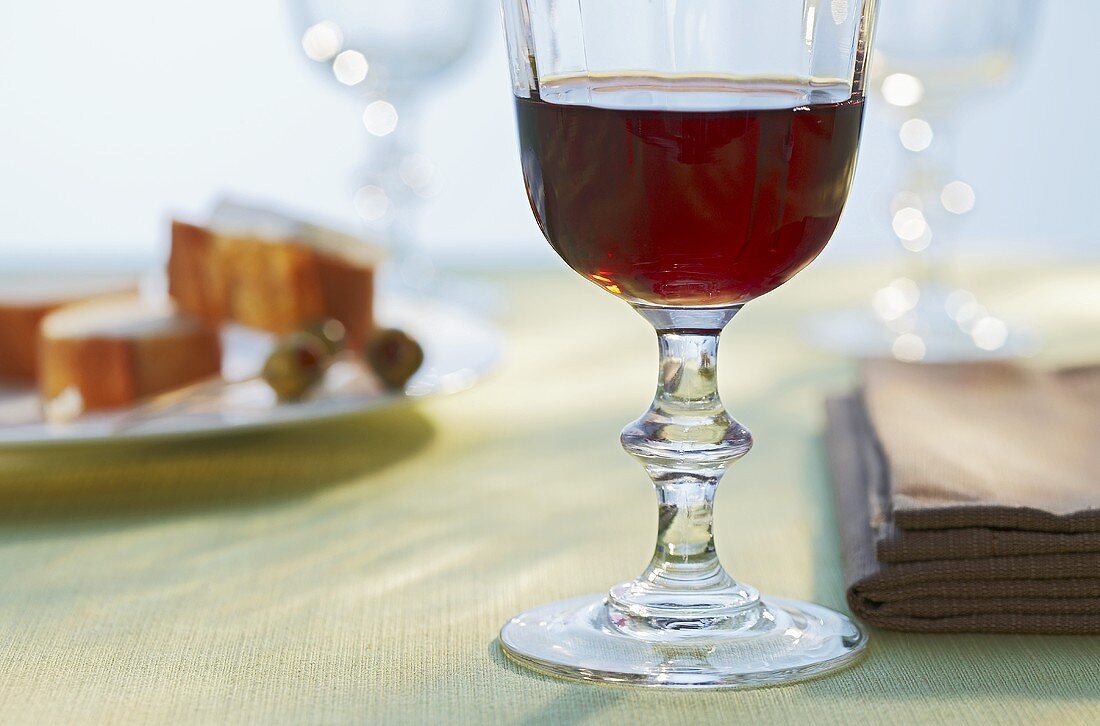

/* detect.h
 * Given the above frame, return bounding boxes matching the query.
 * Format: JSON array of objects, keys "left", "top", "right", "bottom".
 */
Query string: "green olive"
[
  {"left": 302, "top": 319, "right": 347, "bottom": 357},
  {"left": 263, "top": 332, "right": 328, "bottom": 402},
  {"left": 364, "top": 328, "right": 424, "bottom": 390}
]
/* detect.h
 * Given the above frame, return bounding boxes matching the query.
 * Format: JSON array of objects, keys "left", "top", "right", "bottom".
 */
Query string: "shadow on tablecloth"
[{"left": 0, "top": 406, "right": 435, "bottom": 528}]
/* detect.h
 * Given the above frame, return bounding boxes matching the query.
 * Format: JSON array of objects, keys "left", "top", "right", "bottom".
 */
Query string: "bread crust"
[
  {"left": 0, "top": 279, "right": 138, "bottom": 381},
  {"left": 0, "top": 304, "right": 52, "bottom": 380},
  {"left": 38, "top": 297, "right": 221, "bottom": 411},
  {"left": 168, "top": 220, "right": 375, "bottom": 346}
]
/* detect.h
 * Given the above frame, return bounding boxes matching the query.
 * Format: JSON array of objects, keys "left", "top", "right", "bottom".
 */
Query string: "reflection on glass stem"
[{"left": 611, "top": 306, "right": 759, "bottom": 621}]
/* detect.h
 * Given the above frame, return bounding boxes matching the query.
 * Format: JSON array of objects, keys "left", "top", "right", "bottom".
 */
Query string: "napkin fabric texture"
[{"left": 827, "top": 361, "right": 1100, "bottom": 634}]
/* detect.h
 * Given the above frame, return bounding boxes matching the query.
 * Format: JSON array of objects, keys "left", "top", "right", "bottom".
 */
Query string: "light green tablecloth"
[{"left": 0, "top": 264, "right": 1098, "bottom": 725}]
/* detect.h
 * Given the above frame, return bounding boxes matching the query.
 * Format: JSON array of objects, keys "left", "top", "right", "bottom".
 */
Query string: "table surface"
[{"left": 1, "top": 264, "right": 1098, "bottom": 725}]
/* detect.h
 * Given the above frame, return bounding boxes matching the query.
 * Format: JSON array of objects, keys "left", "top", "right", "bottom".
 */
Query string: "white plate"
[{"left": 0, "top": 294, "right": 501, "bottom": 448}]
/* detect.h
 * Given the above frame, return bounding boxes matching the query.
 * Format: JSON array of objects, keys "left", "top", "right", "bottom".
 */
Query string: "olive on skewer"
[
  {"left": 262, "top": 331, "right": 329, "bottom": 402},
  {"left": 364, "top": 327, "right": 424, "bottom": 391}
]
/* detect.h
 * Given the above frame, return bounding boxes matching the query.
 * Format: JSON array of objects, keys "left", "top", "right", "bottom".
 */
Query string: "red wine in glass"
[{"left": 516, "top": 74, "right": 866, "bottom": 307}]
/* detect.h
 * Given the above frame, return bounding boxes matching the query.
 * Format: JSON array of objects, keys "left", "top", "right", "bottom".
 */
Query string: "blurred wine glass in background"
[
  {"left": 810, "top": 0, "right": 1043, "bottom": 362},
  {"left": 288, "top": 0, "right": 485, "bottom": 288}
]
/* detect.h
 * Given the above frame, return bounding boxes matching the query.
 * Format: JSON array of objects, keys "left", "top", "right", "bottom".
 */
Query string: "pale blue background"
[{"left": 0, "top": 0, "right": 1095, "bottom": 271}]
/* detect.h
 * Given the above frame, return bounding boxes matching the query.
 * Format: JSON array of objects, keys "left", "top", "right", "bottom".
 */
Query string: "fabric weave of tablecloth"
[{"left": 0, "top": 267, "right": 1097, "bottom": 725}]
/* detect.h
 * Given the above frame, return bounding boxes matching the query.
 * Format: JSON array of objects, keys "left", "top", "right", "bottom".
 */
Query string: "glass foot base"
[
  {"left": 500, "top": 594, "right": 867, "bottom": 689},
  {"left": 805, "top": 307, "right": 1035, "bottom": 363}
]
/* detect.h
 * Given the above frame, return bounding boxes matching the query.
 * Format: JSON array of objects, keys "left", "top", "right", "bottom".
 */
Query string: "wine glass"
[
  {"left": 809, "top": 0, "right": 1042, "bottom": 362},
  {"left": 498, "top": 0, "right": 879, "bottom": 687},
  {"left": 290, "top": 0, "right": 486, "bottom": 286}
]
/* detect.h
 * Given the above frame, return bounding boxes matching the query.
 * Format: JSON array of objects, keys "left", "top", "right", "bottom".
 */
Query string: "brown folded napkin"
[{"left": 827, "top": 361, "right": 1100, "bottom": 634}]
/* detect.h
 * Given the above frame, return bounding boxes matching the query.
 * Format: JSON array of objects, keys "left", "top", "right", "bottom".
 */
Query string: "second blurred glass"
[
  {"left": 810, "top": 0, "right": 1042, "bottom": 362},
  {"left": 290, "top": 0, "right": 486, "bottom": 287}
]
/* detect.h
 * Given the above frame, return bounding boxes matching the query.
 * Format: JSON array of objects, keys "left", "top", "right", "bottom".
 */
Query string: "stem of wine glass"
[
  {"left": 360, "top": 86, "right": 436, "bottom": 288},
  {"left": 609, "top": 306, "right": 760, "bottom": 630},
  {"left": 900, "top": 117, "right": 958, "bottom": 289}
]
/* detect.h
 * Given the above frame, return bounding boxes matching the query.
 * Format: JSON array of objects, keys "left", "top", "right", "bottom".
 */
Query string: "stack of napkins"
[{"left": 827, "top": 360, "right": 1100, "bottom": 633}]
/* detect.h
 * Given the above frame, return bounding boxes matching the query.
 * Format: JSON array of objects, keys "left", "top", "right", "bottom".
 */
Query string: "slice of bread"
[
  {"left": 38, "top": 295, "right": 221, "bottom": 413},
  {"left": 0, "top": 276, "right": 138, "bottom": 381},
  {"left": 169, "top": 202, "right": 380, "bottom": 348}
]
